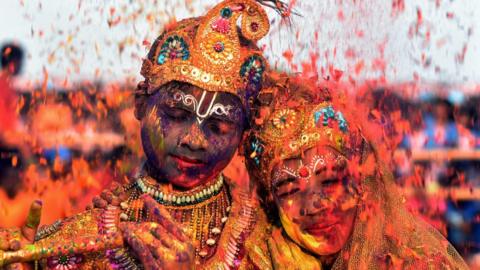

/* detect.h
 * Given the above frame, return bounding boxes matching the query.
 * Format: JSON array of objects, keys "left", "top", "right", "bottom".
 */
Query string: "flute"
[
  {"left": 0, "top": 233, "right": 124, "bottom": 267},
  {"left": 0, "top": 206, "right": 124, "bottom": 267}
]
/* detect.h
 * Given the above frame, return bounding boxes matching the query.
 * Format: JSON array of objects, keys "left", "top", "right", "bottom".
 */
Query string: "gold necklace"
[{"left": 120, "top": 174, "right": 231, "bottom": 262}]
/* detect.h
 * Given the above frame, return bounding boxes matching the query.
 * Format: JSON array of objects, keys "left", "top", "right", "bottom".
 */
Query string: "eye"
[
  {"left": 322, "top": 178, "right": 340, "bottom": 187},
  {"left": 273, "top": 177, "right": 299, "bottom": 199},
  {"left": 314, "top": 168, "right": 325, "bottom": 176},
  {"left": 164, "top": 107, "right": 191, "bottom": 121},
  {"left": 205, "top": 119, "right": 234, "bottom": 135},
  {"left": 276, "top": 187, "right": 300, "bottom": 199}
]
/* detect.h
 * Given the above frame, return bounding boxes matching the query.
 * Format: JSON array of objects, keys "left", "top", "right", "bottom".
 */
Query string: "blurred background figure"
[{"left": 0, "top": 43, "right": 24, "bottom": 198}]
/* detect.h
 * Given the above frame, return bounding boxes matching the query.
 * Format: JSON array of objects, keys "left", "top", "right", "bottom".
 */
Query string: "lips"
[
  {"left": 302, "top": 222, "right": 338, "bottom": 236},
  {"left": 170, "top": 154, "right": 206, "bottom": 169}
]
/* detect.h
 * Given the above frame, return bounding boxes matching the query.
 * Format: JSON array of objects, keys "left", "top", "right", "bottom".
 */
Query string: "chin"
[
  {"left": 312, "top": 242, "right": 343, "bottom": 255},
  {"left": 169, "top": 175, "right": 204, "bottom": 189},
  {"left": 302, "top": 238, "right": 343, "bottom": 256},
  {"left": 310, "top": 234, "right": 346, "bottom": 256},
  {"left": 296, "top": 229, "right": 345, "bottom": 256}
]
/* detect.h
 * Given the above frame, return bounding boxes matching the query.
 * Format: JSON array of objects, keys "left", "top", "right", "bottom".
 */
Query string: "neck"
[
  {"left": 143, "top": 160, "right": 218, "bottom": 192},
  {"left": 318, "top": 252, "right": 339, "bottom": 269},
  {"left": 144, "top": 160, "right": 167, "bottom": 183}
]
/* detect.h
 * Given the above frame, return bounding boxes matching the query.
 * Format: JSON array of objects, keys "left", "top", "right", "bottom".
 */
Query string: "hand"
[
  {"left": 88, "top": 182, "right": 128, "bottom": 209},
  {"left": 0, "top": 200, "right": 42, "bottom": 270},
  {"left": 267, "top": 228, "right": 322, "bottom": 270},
  {"left": 119, "top": 195, "right": 194, "bottom": 270}
]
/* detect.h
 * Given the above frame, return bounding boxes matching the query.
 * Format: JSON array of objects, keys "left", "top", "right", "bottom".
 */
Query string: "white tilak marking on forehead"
[
  {"left": 173, "top": 90, "right": 233, "bottom": 125},
  {"left": 272, "top": 166, "right": 297, "bottom": 186},
  {"left": 195, "top": 91, "right": 217, "bottom": 124},
  {"left": 272, "top": 154, "right": 332, "bottom": 183},
  {"left": 311, "top": 155, "right": 326, "bottom": 172}
]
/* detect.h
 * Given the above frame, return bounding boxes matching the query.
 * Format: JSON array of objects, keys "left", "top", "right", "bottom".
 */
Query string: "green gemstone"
[{"left": 221, "top": 7, "right": 232, "bottom": 18}]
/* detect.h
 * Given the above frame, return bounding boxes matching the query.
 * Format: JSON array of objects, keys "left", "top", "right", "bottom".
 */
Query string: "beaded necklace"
[
  {"left": 135, "top": 174, "right": 225, "bottom": 206},
  {"left": 119, "top": 174, "right": 231, "bottom": 263}
]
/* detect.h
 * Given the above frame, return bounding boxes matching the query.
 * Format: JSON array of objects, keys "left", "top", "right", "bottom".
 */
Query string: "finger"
[
  {"left": 267, "top": 238, "right": 283, "bottom": 269},
  {"left": 21, "top": 200, "right": 42, "bottom": 242},
  {"left": 109, "top": 182, "right": 123, "bottom": 196},
  {"left": 110, "top": 197, "right": 121, "bottom": 206},
  {"left": 0, "top": 230, "right": 11, "bottom": 250},
  {"left": 140, "top": 228, "right": 192, "bottom": 268},
  {"left": 149, "top": 242, "right": 189, "bottom": 268},
  {"left": 5, "top": 263, "right": 25, "bottom": 270},
  {"left": 151, "top": 223, "right": 193, "bottom": 255},
  {"left": 100, "top": 190, "right": 114, "bottom": 204},
  {"left": 141, "top": 195, "right": 188, "bottom": 242},
  {"left": 9, "top": 239, "right": 21, "bottom": 251},
  {"left": 4, "top": 228, "right": 21, "bottom": 251},
  {"left": 271, "top": 229, "right": 294, "bottom": 260},
  {"left": 292, "top": 246, "right": 322, "bottom": 270},
  {"left": 118, "top": 192, "right": 129, "bottom": 202},
  {"left": 92, "top": 196, "right": 107, "bottom": 209},
  {"left": 288, "top": 240, "right": 308, "bottom": 264},
  {"left": 151, "top": 222, "right": 175, "bottom": 248},
  {"left": 119, "top": 223, "right": 162, "bottom": 270}
]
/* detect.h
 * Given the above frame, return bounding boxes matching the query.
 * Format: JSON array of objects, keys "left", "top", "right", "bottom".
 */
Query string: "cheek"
[
  {"left": 142, "top": 107, "right": 166, "bottom": 152},
  {"left": 278, "top": 207, "right": 302, "bottom": 234},
  {"left": 328, "top": 207, "right": 357, "bottom": 243},
  {"left": 160, "top": 119, "right": 186, "bottom": 147},
  {"left": 206, "top": 131, "right": 242, "bottom": 162},
  {"left": 277, "top": 198, "right": 300, "bottom": 220}
]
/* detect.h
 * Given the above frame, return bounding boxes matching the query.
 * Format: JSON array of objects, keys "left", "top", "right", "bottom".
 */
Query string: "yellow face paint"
[
  {"left": 287, "top": 199, "right": 294, "bottom": 208},
  {"left": 279, "top": 208, "right": 332, "bottom": 255}
]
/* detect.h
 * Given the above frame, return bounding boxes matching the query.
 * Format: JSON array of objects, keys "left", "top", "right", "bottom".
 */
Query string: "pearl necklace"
[{"left": 135, "top": 174, "right": 224, "bottom": 206}]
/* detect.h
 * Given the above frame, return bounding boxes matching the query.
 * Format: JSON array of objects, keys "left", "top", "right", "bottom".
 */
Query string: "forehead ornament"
[{"left": 173, "top": 90, "right": 233, "bottom": 124}]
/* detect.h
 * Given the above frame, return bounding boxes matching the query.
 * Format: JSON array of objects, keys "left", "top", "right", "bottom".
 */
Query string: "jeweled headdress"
[
  {"left": 245, "top": 76, "right": 364, "bottom": 188},
  {"left": 139, "top": 0, "right": 272, "bottom": 107}
]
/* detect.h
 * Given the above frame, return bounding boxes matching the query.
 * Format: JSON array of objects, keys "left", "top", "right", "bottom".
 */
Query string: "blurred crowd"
[
  {"left": 366, "top": 87, "right": 480, "bottom": 261},
  {"left": 1, "top": 43, "right": 480, "bottom": 263},
  {"left": 0, "top": 43, "right": 144, "bottom": 226}
]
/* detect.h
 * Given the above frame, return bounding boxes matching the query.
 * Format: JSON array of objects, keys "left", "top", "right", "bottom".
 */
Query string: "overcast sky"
[{"left": 1, "top": 0, "right": 479, "bottom": 87}]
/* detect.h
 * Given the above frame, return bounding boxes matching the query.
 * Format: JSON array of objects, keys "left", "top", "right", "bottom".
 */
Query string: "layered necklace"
[{"left": 119, "top": 173, "right": 231, "bottom": 262}]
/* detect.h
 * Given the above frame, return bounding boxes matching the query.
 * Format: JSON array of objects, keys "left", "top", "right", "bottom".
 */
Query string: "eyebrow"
[
  {"left": 162, "top": 100, "right": 194, "bottom": 113},
  {"left": 272, "top": 177, "right": 297, "bottom": 189},
  {"left": 207, "top": 113, "right": 236, "bottom": 124},
  {"left": 283, "top": 156, "right": 301, "bottom": 163}
]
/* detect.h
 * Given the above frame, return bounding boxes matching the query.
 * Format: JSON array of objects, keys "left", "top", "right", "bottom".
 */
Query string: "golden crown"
[
  {"left": 140, "top": 0, "right": 271, "bottom": 106},
  {"left": 247, "top": 100, "right": 359, "bottom": 187}
]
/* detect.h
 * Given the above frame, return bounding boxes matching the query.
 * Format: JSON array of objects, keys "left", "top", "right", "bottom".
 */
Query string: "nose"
[
  {"left": 300, "top": 191, "right": 333, "bottom": 217},
  {"left": 178, "top": 122, "right": 208, "bottom": 151}
]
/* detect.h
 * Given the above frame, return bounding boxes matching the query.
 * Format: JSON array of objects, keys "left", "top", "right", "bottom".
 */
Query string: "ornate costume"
[
  {"left": 1, "top": 172, "right": 268, "bottom": 269},
  {"left": 244, "top": 76, "right": 469, "bottom": 269},
  {"left": 0, "top": 0, "right": 275, "bottom": 269}
]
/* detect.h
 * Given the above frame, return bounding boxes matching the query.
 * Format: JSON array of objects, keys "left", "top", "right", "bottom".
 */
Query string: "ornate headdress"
[
  {"left": 139, "top": 0, "right": 272, "bottom": 108},
  {"left": 245, "top": 77, "right": 364, "bottom": 188}
]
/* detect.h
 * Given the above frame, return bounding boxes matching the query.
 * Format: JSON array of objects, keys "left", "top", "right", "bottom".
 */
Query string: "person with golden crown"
[
  {"left": 0, "top": 0, "right": 278, "bottom": 269},
  {"left": 243, "top": 75, "right": 470, "bottom": 269}
]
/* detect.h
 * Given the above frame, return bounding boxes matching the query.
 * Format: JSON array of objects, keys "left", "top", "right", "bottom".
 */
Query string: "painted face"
[
  {"left": 270, "top": 145, "right": 359, "bottom": 256},
  {"left": 141, "top": 83, "right": 246, "bottom": 189}
]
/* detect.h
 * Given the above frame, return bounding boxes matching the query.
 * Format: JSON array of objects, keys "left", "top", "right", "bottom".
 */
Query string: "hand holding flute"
[{"left": 0, "top": 195, "right": 194, "bottom": 270}]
